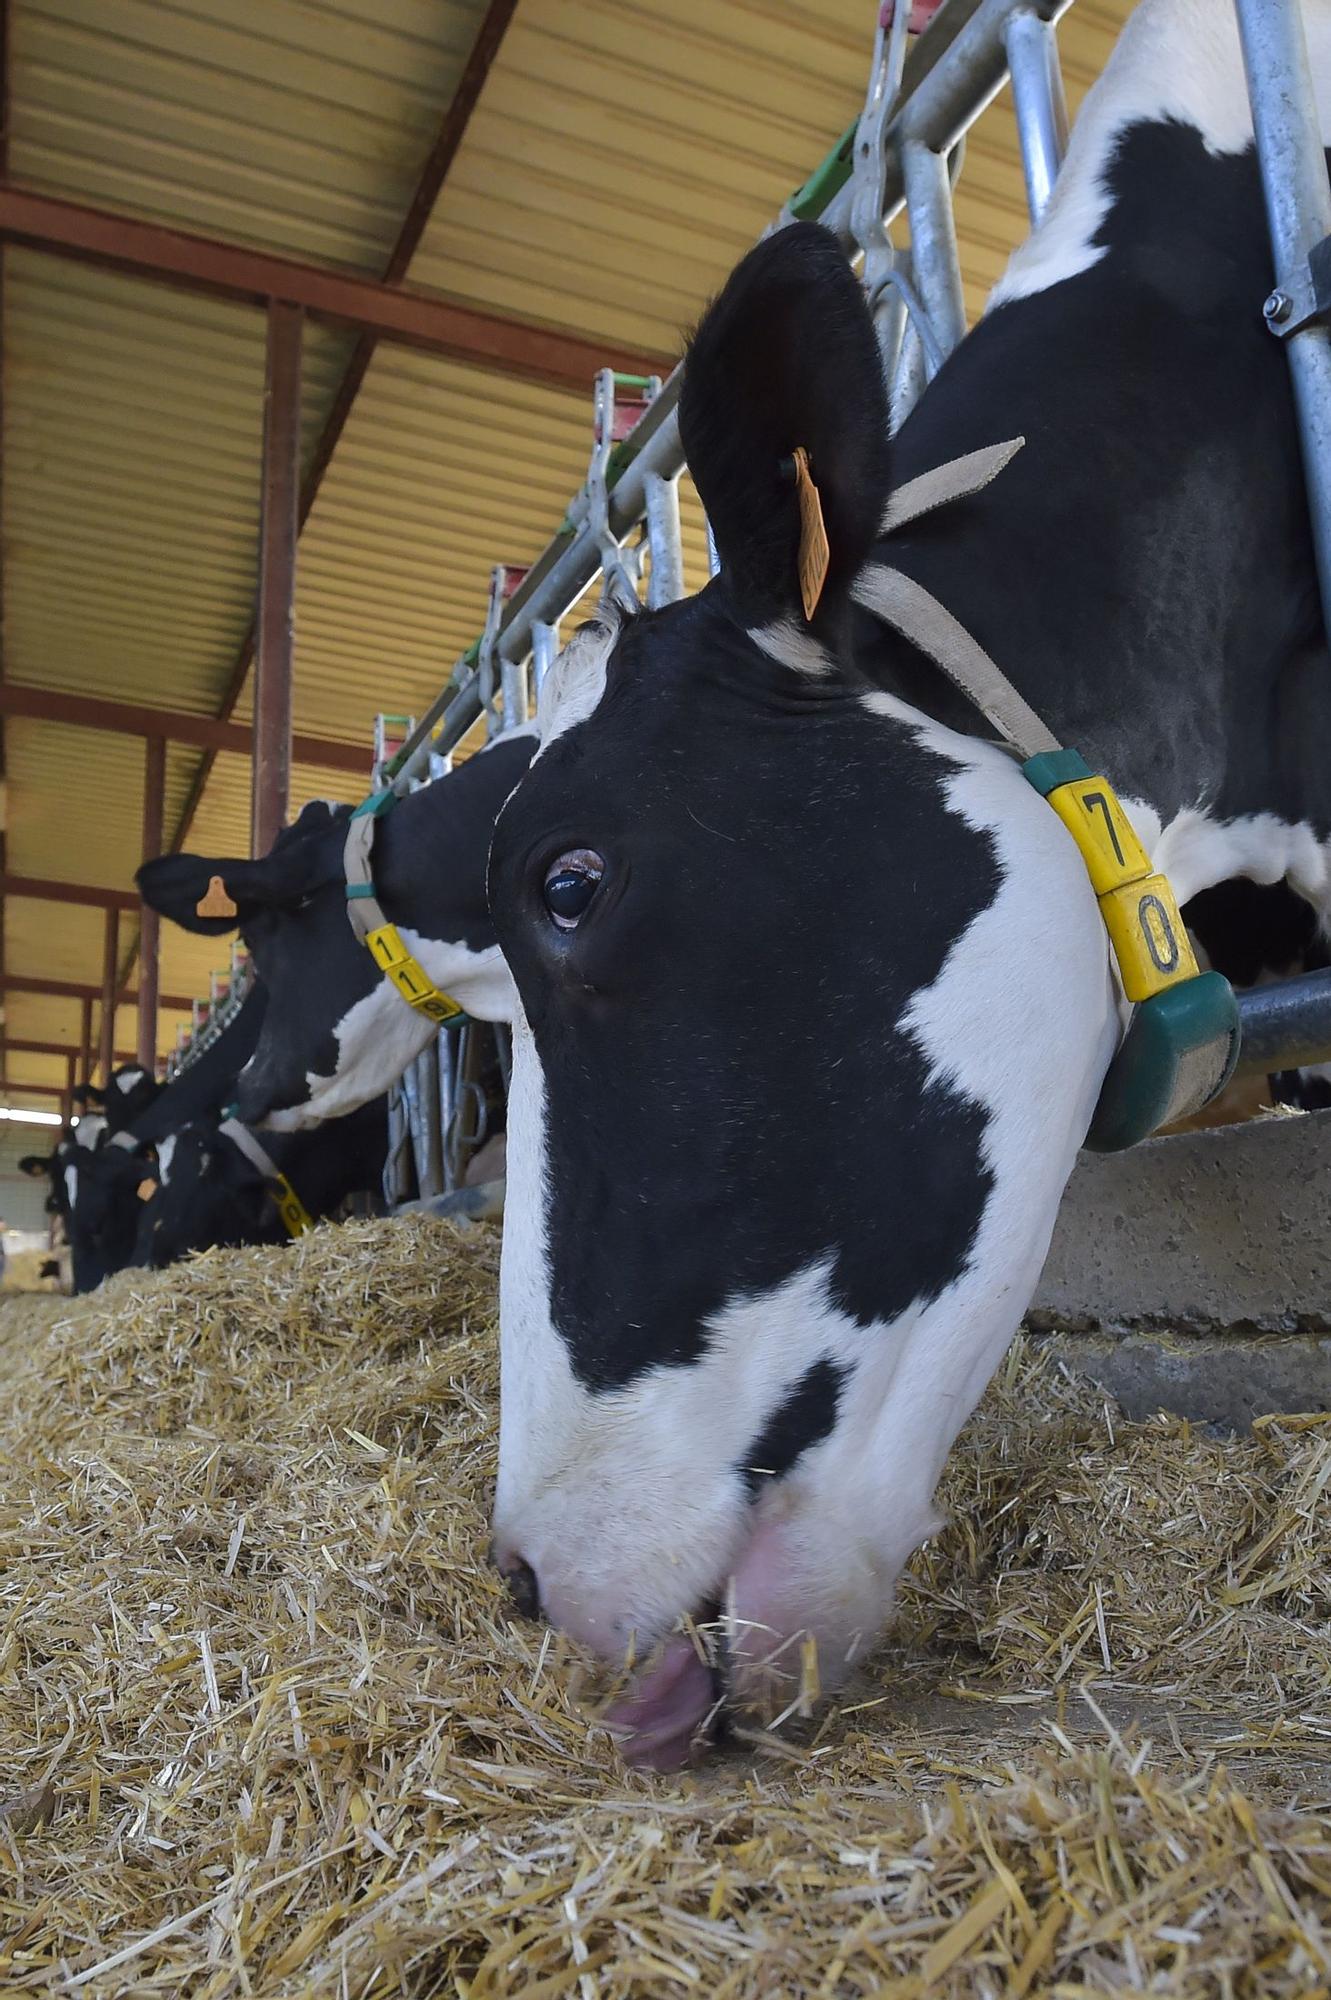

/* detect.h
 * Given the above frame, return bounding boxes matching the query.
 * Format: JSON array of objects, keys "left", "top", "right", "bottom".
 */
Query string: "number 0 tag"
[{"left": 1099, "top": 873, "right": 1197, "bottom": 1001}]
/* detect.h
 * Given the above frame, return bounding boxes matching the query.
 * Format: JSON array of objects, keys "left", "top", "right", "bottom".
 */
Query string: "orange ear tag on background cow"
[
  {"left": 136, "top": 1179, "right": 156, "bottom": 1202},
  {"left": 791, "top": 446, "right": 830, "bottom": 621},
  {"left": 196, "top": 875, "right": 237, "bottom": 918}
]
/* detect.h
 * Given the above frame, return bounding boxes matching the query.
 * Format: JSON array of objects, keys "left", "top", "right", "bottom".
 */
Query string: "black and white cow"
[
  {"left": 132, "top": 1096, "right": 389, "bottom": 1267},
  {"left": 485, "top": 0, "right": 1331, "bottom": 1766},
  {"left": 100, "top": 1063, "right": 162, "bottom": 1134},
  {"left": 61, "top": 984, "right": 271, "bottom": 1290},
  {"left": 135, "top": 731, "right": 535, "bottom": 1130}
]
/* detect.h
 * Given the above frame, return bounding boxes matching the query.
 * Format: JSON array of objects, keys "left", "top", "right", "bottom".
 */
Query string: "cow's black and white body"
[
  {"left": 60, "top": 986, "right": 270, "bottom": 1289},
  {"left": 132, "top": 1097, "right": 389, "bottom": 1267},
  {"left": 136, "top": 731, "right": 534, "bottom": 1130},
  {"left": 486, "top": 0, "right": 1331, "bottom": 1767}
]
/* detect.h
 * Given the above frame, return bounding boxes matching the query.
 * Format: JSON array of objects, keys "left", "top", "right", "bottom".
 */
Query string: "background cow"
[
  {"left": 136, "top": 730, "right": 534, "bottom": 1131},
  {"left": 133, "top": 1097, "right": 389, "bottom": 1267},
  {"left": 60, "top": 984, "right": 270, "bottom": 1290}
]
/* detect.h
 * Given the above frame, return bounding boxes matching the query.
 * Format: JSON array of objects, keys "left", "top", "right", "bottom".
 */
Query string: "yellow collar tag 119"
[{"left": 364, "top": 921, "right": 465, "bottom": 1025}]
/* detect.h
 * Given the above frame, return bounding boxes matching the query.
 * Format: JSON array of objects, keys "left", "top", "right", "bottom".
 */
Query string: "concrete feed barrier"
[{"left": 1031, "top": 1107, "right": 1331, "bottom": 1427}]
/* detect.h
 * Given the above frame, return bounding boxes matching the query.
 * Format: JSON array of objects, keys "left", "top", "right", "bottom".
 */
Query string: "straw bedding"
[{"left": 0, "top": 1217, "right": 1327, "bottom": 1997}]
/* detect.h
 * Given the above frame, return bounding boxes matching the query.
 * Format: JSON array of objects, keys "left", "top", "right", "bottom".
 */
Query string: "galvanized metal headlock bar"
[
  {"left": 479, "top": 565, "right": 532, "bottom": 740},
  {"left": 218, "top": 1116, "right": 314, "bottom": 1238}
]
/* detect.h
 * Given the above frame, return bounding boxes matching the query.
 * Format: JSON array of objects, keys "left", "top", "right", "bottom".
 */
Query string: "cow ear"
[
  {"left": 137, "top": 836, "right": 334, "bottom": 934},
  {"left": 136, "top": 854, "right": 250, "bottom": 935},
  {"left": 680, "top": 222, "right": 891, "bottom": 628}
]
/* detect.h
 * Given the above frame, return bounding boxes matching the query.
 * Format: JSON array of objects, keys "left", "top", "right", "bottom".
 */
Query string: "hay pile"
[{"left": 0, "top": 1219, "right": 1328, "bottom": 1997}]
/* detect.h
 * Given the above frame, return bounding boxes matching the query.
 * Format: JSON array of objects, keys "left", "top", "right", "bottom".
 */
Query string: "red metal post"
[
  {"left": 252, "top": 300, "right": 302, "bottom": 858},
  {"left": 98, "top": 906, "right": 118, "bottom": 1085},
  {"left": 61, "top": 1049, "right": 75, "bottom": 1127},
  {"left": 79, "top": 994, "right": 92, "bottom": 1085},
  {"left": 137, "top": 736, "right": 165, "bottom": 1070}
]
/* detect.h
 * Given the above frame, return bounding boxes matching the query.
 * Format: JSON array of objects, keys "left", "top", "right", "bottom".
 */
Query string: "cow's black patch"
[
  {"left": 740, "top": 1356, "right": 847, "bottom": 1497},
  {"left": 861, "top": 123, "right": 1331, "bottom": 833},
  {"left": 490, "top": 596, "right": 998, "bottom": 1394}
]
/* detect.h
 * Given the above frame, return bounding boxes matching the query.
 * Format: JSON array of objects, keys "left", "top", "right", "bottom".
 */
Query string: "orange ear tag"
[
  {"left": 791, "top": 445, "right": 830, "bottom": 621},
  {"left": 196, "top": 875, "right": 237, "bottom": 918},
  {"left": 136, "top": 1179, "right": 156, "bottom": 1202}
]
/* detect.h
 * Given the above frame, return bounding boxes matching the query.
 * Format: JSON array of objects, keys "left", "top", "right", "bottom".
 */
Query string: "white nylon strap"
[
  {"left": 881, "top": 435, "right": 1027, "bottom": 534},
  {"left": 343, "top": 812, "right": 390, "bottom": 944},
  {"left": 853, "top": 564, "right": 1060, "bottom": 758},
  {"left": 858, "top": 433, "right": 1061, "bottom": 760},
  {"left": 218, "top": 1116, "right": 281, "bottom": 1183}
]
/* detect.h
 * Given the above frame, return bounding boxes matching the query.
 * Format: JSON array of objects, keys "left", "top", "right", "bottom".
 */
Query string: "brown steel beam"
[
  {"left": 10, "top": 1037, "right": 137, "bottom": 1062},
  {"left": 79, "top": 994, "right": 92, "bottom": 1082},
  {"left": 0, "top": 682, "right": 366, "bottom": 771},
  {"left": 98, "top": 908, "right": 118, "bottom": 1085},
  {"left": 252, "top": 302, "right": 301, "bottom": 856},
  {"left": 2, "top": 974, "right": 193, "bottom": 1008},
  {"left": 137, "top": 737, "right": 165, "bottom": 1066},
  {"left": 0, "top": 872, "right": 139, "bottom": 911},
  {"left": 1, "top": 1081, "right": 69, "bottom": 1101},
  {"left": 62, "top": 1049, "right": 74, "bottom": 1127},
  {"left": 0, "top": 184, "right": 669, "bottom": 391},
  {"left": 171, "top": 0, "right": 521, "bottom": 857}
]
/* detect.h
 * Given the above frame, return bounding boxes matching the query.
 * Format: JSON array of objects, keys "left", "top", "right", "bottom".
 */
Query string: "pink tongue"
[{"left": 602, "top": 1637, "right": 717, "bottom": 1771}]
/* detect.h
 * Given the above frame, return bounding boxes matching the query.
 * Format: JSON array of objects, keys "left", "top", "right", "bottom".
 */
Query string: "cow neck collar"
[
  {"left": 218, "top": 1116, "right": 313, "bottom": 1238},
  {"left": 855, "top": 437, "right": 1238, "bottom": 1147},
  {"left": 342, "top": 797, "right": 466, "bottom": 1029}
]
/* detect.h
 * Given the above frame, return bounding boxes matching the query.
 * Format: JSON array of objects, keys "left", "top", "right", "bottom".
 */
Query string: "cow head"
[
  {"left": 63, "top": 1137, "right": 148, "bottom": 1292},
  {"left": 486, "top": 225, "right": 1119, "bottom": 1767},
  {"left": 102, "top": 1064, "right": 161, "bottom": 1133},
  {"left": 137, "top": 736, "right": 532, "bottom": 1131},
  {"left": 134, "top": 1120, "right": 275, "bottom": 1268}
]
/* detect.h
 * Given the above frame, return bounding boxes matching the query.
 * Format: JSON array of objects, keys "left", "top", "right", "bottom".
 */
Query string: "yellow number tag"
[
  {"left": 271, "top": 1174, "right": 314, "bottom": 1238},
  {"left": 1043, "top": 771, "right": 1198, "bottom": 1004},
  {"left": 1098, "top": 872, "right": 1198, "bottom": 1002},
  {"left": 366, "top": 923, "right": 464, "bottom": 1023},
  {"left": 1043, "top": 777, "right": 1152, "bottom": 896}
]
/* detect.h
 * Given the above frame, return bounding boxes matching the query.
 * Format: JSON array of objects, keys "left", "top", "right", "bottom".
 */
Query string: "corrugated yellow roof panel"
[
  {"left": 2, "top": 0, "right": 1139, "bottom": 1075},
  {"left": 7, "top": 254, "right": 354, "bottom": 711},
  {"left": 11, "top": 0, "right": 490, "bottom": 269}
]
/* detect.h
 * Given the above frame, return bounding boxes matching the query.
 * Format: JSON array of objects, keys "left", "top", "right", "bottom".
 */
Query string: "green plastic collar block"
[
  {"left": 787, "top": 120, "right": 859, "bottom": 222},
  {"left": 1021, "top": 747, "right": 1093, "bottom": 797},
  {"left": 345, "top": 882, "right": 376, "bottom": 900},
  {"left": 350, "top": 789, "right": 398, "bottom": 821},
  {"left": 1085, "top": 972, "right": 1241, "bottom": 1152}
]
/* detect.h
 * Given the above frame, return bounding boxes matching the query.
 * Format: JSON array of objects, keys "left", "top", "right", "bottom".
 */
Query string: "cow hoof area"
[{"left": 0, "top": 1214, "right": 1327, "bottom": 1993}]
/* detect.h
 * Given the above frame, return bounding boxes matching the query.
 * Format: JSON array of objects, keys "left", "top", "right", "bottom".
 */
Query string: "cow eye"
[{"left": 543, "top": 849, "right": 604, "bottom": 930}]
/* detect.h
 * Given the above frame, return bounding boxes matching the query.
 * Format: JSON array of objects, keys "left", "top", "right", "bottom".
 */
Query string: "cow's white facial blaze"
[{"left": 494, "top": 706, "right": 1118, "bottom": 1760}]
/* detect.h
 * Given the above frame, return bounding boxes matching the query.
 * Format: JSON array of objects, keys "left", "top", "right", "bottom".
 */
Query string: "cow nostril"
[{"left": 500, "top": 1556, "right": 542, "bottom": 1622}]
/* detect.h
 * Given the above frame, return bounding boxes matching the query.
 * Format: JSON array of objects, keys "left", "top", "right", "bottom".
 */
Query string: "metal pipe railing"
[
  {"left": 382, "top": 0, "right": 1076, "bottom": 784},
  {"left": 1234, "top": 0, "right": 1331, "bottom": 643},
  {"left": 1235, "top": 969, "right": 1331, "bottom": 1076}
]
